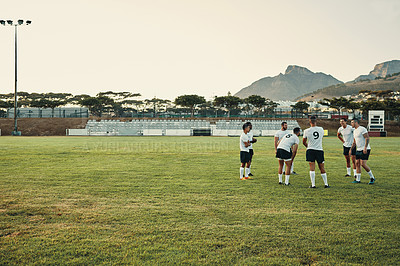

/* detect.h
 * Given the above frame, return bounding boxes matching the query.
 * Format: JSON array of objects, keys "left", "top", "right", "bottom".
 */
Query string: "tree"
[
  {"left": 213, "top": 93, "right": 242, "bottom": 117},
  {"left": 79, "top": 95, "right": 114, "bottom": 117},
  {"left": 265, "top": 99, "right": 278, "bottom": 115},
  {"left": 69, "top": 94, "right": 91, "bottom": 105},
  {"left": 244, "top": 95, "right": 266, "bottom": 115},
  {"left": 29, "top": 93, "right": 72, "bottom": 117},
  {"left": 0, "top": 92, "right": 73, "bottom": 117},
  {"left": 383, "top": 99, "right": 400, "bottom": 120},
  {"left": 197, "top": 101, "right": 217, "bottom": 117},
  {"left": 97, "top": 91, "right": 141, "bottom": 117},
  {"left": 77, "top": 91, "right": 141, "bottom": 117},
  {"left": 145, "top": 98, "right": 170, "bottom": 117},
  {"left": 0, "top": 93, "right": 15, "bottom": 109},
  {"left": 174, "top": 94, "right": 206, "bottom": 117},
  {"left": 344, "top": 99, "right": 361, "bottom": 118},
  {"left": 291, "top": 101, "right": 310, "bottom": 114},
  {"left": 120, "top": 99, "right": 143, "bottom": 116},
  {"left": 360, "top": 99, "right": 386, "bottom": 117},
  {"left": 319, "top": 97, "right": 349, "bottom": 117},
  {"left": 15, "top": 92, "right": 33, "bottom": 107}
]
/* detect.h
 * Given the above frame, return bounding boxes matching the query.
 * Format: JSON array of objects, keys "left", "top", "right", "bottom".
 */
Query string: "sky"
[{"left": 0, "top": 0, "right": 399, "bottom": 101}]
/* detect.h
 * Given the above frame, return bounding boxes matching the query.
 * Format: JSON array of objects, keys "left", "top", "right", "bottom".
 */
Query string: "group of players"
[{"left": 239, "top": 116, "right": 376, "bottom": 188}]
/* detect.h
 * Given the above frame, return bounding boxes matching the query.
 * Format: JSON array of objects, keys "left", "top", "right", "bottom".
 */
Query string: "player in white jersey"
[
  {"left": 239, "top": 123, "right": 252, "bottom": 180},
  {"left": 350, "top": 119, "right": 375, "bottom": 184},
  {"left": 274, "top": 122, "right": 297, "bottom": 175},
  {"left": 276, "top": 127, "right": 301, "bottom": 185},
  {"left": 302, "top": 116, "right": 330, "bottom": 188},
  {"left": 337, "top": 118, "right": 356, "bottom": 178},
  {"left": 245, "top": 122, "right": 257, "bottom": 176}
]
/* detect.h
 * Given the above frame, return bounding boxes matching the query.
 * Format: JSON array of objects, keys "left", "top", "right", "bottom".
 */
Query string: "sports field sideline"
[{"left": 1, "top": 136, "right": 399, "bottom": 264}]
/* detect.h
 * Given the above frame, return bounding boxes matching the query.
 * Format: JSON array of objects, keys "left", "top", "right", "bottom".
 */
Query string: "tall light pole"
[{"left": 0, "top": 19, "right": 31, "bottom": 136}]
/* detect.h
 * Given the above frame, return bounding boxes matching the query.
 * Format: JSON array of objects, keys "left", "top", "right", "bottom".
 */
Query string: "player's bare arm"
[
  {"left": 350, "top": 139, "right": 356, "bottom": 150},
  {"left": 350, "top": 139, "right": 356, "bottom": 155},
  {"left": 363, "top": 133, "right": 370, "bottom": 154},
  {"left": 276, "top": 139, "right": 284, "bottom": 153},
  {"left": 302, "top": 137, "right": 308, "bottom": 148},
  {"left": 274, "top": 136, "right": 279, "bottom": 151},
  {"left": 291, "top": 143, "right": 298, "bottom": 160},
  {"left": 337, "top": 132, "right": 344, "bottom": 143}
]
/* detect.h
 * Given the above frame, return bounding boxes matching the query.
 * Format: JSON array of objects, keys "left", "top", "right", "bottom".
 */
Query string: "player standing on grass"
[
  {"left": 350, "top": 119, "right": 376, "bottom": 184},
  {"left": 303, "top": 116, "right": 330, "bottom": 188},
  {"left": 245, "top": 122, "right": 257, "bottom": 177},
  {"left": 239, "top": 123, "right": 252, "bottom": 180},
  {"left": 276, "top": 127, "right": 301, "bottom": 185},
  {"left": 274, "top": 122, "right": 297, "bottom": 175},
  {"left": 337, "top": 118, "right": 357, "bottom": 178}
]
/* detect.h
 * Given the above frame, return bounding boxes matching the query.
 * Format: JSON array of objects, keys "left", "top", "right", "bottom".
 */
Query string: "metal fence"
[
  {"left": 119, "top": 110, "right": 361, "bottom": 119},
  {"left": 4, "top": 108, "right": 89, "bottom": 118},
  {"left": 1, "top": 108, "right": 395, "bottom": 121}
]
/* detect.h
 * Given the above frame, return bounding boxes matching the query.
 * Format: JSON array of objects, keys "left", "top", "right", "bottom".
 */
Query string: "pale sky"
[{"left": 0, "top": 0, "right": 399, "bottom": 101}]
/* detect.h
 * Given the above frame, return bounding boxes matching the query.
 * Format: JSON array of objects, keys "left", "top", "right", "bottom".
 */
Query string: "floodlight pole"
[
  {"left": 1, "top": 19, "right": 31, "bottom": 135},
  {"left": 14, "top": 24, "right": 18, "bottom": 135}
]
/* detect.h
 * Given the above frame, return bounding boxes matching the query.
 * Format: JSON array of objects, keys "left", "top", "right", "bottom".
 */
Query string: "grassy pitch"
[{"left": 0, "top": 136, "right": 399, "bottom": 265}]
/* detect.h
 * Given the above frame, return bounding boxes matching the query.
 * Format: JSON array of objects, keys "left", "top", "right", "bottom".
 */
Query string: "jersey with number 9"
[{"left": 304, "top": 126, "right": 325, "bottom": 151}]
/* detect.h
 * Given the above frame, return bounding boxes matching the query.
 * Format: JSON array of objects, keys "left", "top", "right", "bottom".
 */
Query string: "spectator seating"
[
  {"left": 67, "top": 119, "right": 300, "bottom": 136},
  {"left": 213, "top": 120, "right": 300, "bottom": 136}
]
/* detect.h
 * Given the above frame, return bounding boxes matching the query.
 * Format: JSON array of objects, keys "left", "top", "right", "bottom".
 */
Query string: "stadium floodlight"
[{"left": 0, "top": 19, "right": 32, "bottom": 135}]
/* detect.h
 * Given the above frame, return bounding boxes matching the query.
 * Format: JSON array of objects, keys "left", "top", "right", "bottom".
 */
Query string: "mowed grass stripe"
[{"left": 0, "top": 136, "right": 399, "bottom": 265}]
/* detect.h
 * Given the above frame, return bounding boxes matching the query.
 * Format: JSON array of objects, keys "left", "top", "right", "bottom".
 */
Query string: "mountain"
[
  {"left": 234, "top": 65, "right": 343, "bottom": 101},
  {"left": 296, "top": 72, "right": 400, "bottom": 101},
  {"left": 296, "top": 60, "right": 400, "bottom": 101},
  {"left": 355, "top": 60, "right": 400, "bottom": 81}
]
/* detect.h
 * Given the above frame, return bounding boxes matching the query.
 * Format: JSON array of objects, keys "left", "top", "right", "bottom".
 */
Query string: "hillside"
[
  {"left": 235, "top": 65, "right": 342, "bottom": 101},
  {"left": 355, "top": 60, "right": 400, "bottom": 81},
  {"left": 0, "top": 118, "right": 88, "bottom": 136},
  {"left": 296, "top": 73, "right": 400, "bottom": 101}
]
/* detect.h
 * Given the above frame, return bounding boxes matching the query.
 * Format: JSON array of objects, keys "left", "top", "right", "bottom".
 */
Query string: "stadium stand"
[
  {"left": 67, "top": 119, "right": 300, "bottom": 136},
  {"left": 213, "top": 120, "right": 300, "bottom": 136}
]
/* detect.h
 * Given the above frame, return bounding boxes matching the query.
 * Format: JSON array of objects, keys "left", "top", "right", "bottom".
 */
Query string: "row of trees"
[
  {"left": 1, "top": 89, "right": 399, "bottom": 119},
  {"left": 291, "top": 90, "right": 400, "bottom": 120},
  {"left": 0, "top": 91, "right": 278, "bottom": 118},
  {"left": 175, "top": 93, "right": 278, "bottom": 117}
]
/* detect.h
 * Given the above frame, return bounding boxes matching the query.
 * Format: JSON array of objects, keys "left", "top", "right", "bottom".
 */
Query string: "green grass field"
[{"left": 1, "top": 136, "right": 399, "bottom": 265}]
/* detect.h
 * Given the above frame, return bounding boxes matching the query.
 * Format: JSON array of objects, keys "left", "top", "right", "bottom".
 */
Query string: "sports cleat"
[
  {"left": 324, "top": 185, "right": 330, "bottom": 188},
  {"left": 279, "top": 182, "right": 283, "bottom": 185},
  {"left": 345, "top": 174, "right": 351, "bottom": 177},
  {"left": 309, "top": 186, "right": 316, "bottom": 189},
  {"left": 244, "top": 176, "right": 253, "bottom": 180},
  {"left": 291, "top": 172, "right": 298, "bottom": 175},
  {"left": 240, "top": 177, "right": 245, "bottom": 180},
  {"left": 248, "top": 173, "right": 254, "bottom": 176},
  {"left": 368, "top": 178, "right": 375, "bottom": 185},
  {"left": 285, "top": 183, "right": 291, "bottom": 186},
  {"left": 352, "top": 180, "right": 361, "bottom": 183}
]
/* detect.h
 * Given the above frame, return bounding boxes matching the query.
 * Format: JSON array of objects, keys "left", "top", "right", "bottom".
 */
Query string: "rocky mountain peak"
[
  {"left": 355, "top": 60, "right": 400, "bottom": 81},
  {"left": 285, "top": 65, "right": 313, "bottom": 75},
  {"left": 234, "top": 65, "right": 342, "bottom": 101}
]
